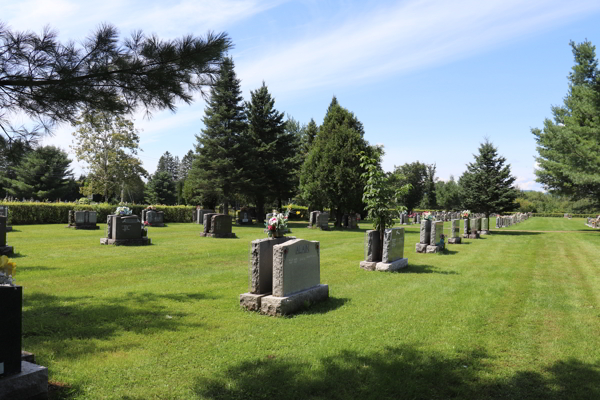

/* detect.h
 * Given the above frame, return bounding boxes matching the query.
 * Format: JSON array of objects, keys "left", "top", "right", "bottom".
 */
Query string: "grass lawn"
[{"left": 7, "top": 217, "right": 600, "bottom": 399}]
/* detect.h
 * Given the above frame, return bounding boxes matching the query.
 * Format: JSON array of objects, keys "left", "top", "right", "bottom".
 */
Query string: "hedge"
[{"left": 0, "top": 202, "right": 196, "bottom": 225}]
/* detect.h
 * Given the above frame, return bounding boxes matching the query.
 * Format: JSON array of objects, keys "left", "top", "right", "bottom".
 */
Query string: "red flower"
[{"left": 268, "top": 225, "right": 276, "bottom": 231}]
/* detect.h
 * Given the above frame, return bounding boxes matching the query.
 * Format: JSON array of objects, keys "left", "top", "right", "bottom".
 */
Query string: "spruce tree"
[
  {"left": 186, "top": 57, "right": 245, "bottom": 213},
  {"left": 156, "top": 151, "right": 179, "bottom": 182},
  {"left": 532, "top": 40, "right": 600, "bottom": 207},
  {"left": 239, "top": 82, "right": 288, "bottom": 221},
  {"left": 299, "top": 97, "right": 372, "bottom": 227},
  {"left": 145, "top": 170, "right": 177, "bottom": 205},
  {"left": 459, "top": 140, "right": 518, "bottom": 219}
]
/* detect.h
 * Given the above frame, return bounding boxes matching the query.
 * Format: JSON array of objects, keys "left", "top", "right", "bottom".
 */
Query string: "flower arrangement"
[
  {"left": 461, "top": 210, "right": 471, "bottom": 218},
  {"left": 265, "top": 213, "right": 290, "bottom": 238},
  {"left": 0, "top": 255, "right": 16, "bottom": 285},
  {"left": 115, "top": 206, "right": 132, "bottom": 216},
  {"left": 143, "top": 221, "right": 150, "bottom": 226},
  {"left": 421, "top": 211, "right": 433, "bottom": 220}
]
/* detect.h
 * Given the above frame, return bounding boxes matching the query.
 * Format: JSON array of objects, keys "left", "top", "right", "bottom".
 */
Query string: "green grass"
[
  {"left": 7, "top": 218, "right": 600, "bottom": 399},
  {"left": 491, "top": 216, "right": 598, "bottom": 231}
]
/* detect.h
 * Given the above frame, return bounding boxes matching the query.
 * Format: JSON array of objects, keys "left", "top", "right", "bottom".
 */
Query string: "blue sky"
[{"left": 3, "top": 0, "right": 600, "bottom": 191}]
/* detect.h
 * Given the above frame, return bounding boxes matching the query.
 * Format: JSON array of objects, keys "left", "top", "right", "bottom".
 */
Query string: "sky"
[{"left": 3, "top": 0, "right": 600, "bottom": 191}]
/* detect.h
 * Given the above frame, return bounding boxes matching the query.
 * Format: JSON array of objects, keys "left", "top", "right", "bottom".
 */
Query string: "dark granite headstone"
[
  {"left": 0, "top": 216, "right": 7, "bottom": 247},
  {"left": 0, "top": 285, "right": 22, "bottom": 376},
  {"left": 211, "top": 214, "right": 232, "bottom": 234}
]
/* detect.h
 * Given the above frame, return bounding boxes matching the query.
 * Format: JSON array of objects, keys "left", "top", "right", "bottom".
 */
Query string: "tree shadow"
[
  {"left": 48, "top": 380, "right": 83, "bottom": 400},
  {"left": 22, "top": 291, "right": 208, "bottom": 360},
  {"left": 194, "top": 345, "right": 600, "bottom": 400},
  {"left": 403, "top": 263, "right": 459, "bottom": 275},
  {"left": 492, "top": 231, "right": 542, "bottom": 236}
]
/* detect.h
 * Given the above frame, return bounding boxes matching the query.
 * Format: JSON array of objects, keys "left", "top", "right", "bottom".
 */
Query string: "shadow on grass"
[
  {"left": 22, "top": 291, "right": 209, "bottom": 360},
  {"left": 19, "top": 265, "right": 57, "bottom": 272},
  {"left": 7, "top": 251, "right": 26, "bottom": 258},
  {"left": 48, "top": 380, "right": 83, "bottom": 400},
  {"left": 293, "top": 296, "right": 350, "bottom": 316},
  {"left": 403, "top": 263, "right": 459, "bottom": 275},
  {"left": 194, "top": 345, "right": 600, "bottom": 400},
  {"left": 492, "top": 231, "right": 542, "bottom": 236}
]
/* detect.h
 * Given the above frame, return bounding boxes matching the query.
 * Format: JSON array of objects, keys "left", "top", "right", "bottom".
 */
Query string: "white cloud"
[{"left": 236, "top": 0, "right": 600, "bottom": 96}]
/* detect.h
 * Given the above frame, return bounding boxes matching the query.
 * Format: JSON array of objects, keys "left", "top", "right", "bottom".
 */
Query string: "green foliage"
[
  {"left": 533, "top": 40, "right": 600, "bottom": 207},
  {"left": 360, "top": 149, "right": 410, "bottom": 235},
  {"left": 238, "top": 82, "right": 292, "bottom": 221},
  {"left": 459, "top": 140, "right": 518, "bottom": 218},
  {"left": 72, "top": 112, "right": 147, "bottom": 202},
  {"left": 421, "top": 164, "right": 438, "bottom": 209},
  {"left": 299, "top": 97, "right": 372, "bottom": 226},
  {"left": 4, "top": 145, "right": 74, "bottom": 201},
  {"left": 0, "top": 202, "right": 195, "bottom": 224},
  {"left": 0, "top": 23, "right": 231, "bottom": 142},
  {"left": 156, "top": 151, "right": 180, "bottom": 181},
  {"left": 514, "top": 190, "right": 599, "bottom": 214},
  {"left": 393, "top": 161, "right": 428, "bottom": 211},
  {"left": 145, "top": 170, "right": 177, "bottom": 205},
  {"left": 186, "top": 58, "right": 245, "bottom": 213},
  {"left": 435, "top": 176, "right": 461, "bottom": 210}
]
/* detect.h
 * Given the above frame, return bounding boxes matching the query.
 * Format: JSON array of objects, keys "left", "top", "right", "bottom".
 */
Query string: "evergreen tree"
[
  {"left": 303, "top": 119, "right": 318, "bottom": 154},
  {"left": 0, "top": 136, "right": 34, "bottom": 198},
  {"left": 0, "top": 22, "right": 231, "bottom": 143},
  {"left": 299, "top": 97, "right": 372, "bottom": 227},
  {"left": 239, "top": 82, "right": 289, "bottom": 221},
  {"left": 178, "top": 150, "right": 195, "bottom": 181},
  {"left": 156, "top": 151, "right": 180, "bottom": 181},
  {"left": 532, "top": 40, "right": 600, "bottom": 207},
  {"left": 421, "top": 164, "right": 438, "bottom": 209},
  {"left": 392, "top": 161, "right": 428, "bottom": 211},
  {"left": 459, "top": 140, "right": 518, "bottom": 219},
  {"left": 435, "top": 176, "right": 461, "bottom": 210},
  {"left": 4, "top": 145, "right": 73, "bottom": 200},
  {"left": 145, "top": 170, "right": 177, "bottom": 205},
  {"left": 185, "top": 57, "right": 245, "bottom": 213}
]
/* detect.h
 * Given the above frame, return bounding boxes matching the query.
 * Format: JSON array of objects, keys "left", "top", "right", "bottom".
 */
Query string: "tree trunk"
[
  {"left": 335, "top": 209, "right": 343, "bottom": 228},
  {"left": 277, "top": 197, "right": 282, "bottom": 211},
  {"left": 223, "top": 201, "right": 229, "bottom": 216},
  {"left": 256, "top": 196, "right": 265, "bottom": 224}
]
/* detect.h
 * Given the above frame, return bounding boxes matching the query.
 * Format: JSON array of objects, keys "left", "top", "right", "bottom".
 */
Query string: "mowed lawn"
[{"left": 7, "top": 217, "right": 600, "bottom": 399}]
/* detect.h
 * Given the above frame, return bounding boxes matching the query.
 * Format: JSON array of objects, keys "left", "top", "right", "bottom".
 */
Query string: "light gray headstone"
[
  {"left": 382, "top": 227, "right": 404, "bottom": 263},
  {"left": 419, "top": 219, "right": 431, "bottom": 244},
  {"left": 481, "top": 218, "right": 489, "bottom": 231},
  {"left": 272, "top": 239, "right": 321, "bottom": 297},
  {"left": 430, "top": 221, "right": 443, "bottom": 246},
  {"left": 249, "top": 236, "right": 296, "bottom": 294},
  {"left": 451, "top": 219, "right": 459, "bottom": 238},
  {"left": 364, "top": 230, "right": 381, "bottom": 262}
]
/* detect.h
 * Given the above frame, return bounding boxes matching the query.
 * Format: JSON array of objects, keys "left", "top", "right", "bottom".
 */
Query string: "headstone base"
[
  {"left": 100, "top": 238, "right": 151, "bottom": 246},
  {"left": 426, "top": 245, "right": 441, "bottom": 253},
  {"left": 0, "top": 245, "right": 14, "bottom": 256},
  {"left": 375, "top": 258, "right": 408, "bottom": 271},
  {"left": 199, "top": 233, "right": 237, "bottom": 238},
  {"left": 359, "top": 261, "right": 378, "bottom": 271},
  {"left": 21, "top": 351, "right": 35, "bottom": 364},
  {"left": 415, "top": 243, "right": 428, "bottom": 253},
  {"left": 319, "top": 226, "right": 330, "bottom": 231},
  {"left": 260, "top": 284, "right": 329, "bottom": 316},
  {"left": 447, "top": 237, "right": 462, "bottom": 244},
  {"left": 468, "top": 233, "right": 480, "bottom": 239},
  {"left": 479, "top": 230, "right": 489, "bottom": 235},
  {"left": 66, "top": 224, "right": 99, "bottom": 230},
  {"left": 0, "top": 361, "right": 48, "bottom": 400},
  {"left": 239, "top": 292, "right": 271, "bottom": 312}
]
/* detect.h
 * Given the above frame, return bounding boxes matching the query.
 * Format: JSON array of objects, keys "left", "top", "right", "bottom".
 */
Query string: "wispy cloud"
[{"left": 236, "top": 0, "right": 600, "bottom": 95}]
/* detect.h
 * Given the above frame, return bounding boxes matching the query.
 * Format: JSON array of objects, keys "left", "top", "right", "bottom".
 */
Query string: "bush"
[{"left": 0, "top": 202, "right": 196, "bottom": 225}]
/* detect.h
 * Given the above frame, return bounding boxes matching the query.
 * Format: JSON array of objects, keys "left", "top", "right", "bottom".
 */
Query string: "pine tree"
[
  {"left": 145, "top": 170, "right": 177, "bottom": 205},
  {"left": 238, "top": 82, "right": 288, "bottom": 221},
  {"left": 299, "top": 97, "right": 373, "bottom": 227},
  {"left": 422, "top": 164, "right": 438, "bottom": 209},
  {"left": 4, "top": 145, "right": 73, "bottom": 200},
  {"left": 532, "top": 40, "right": 600, "bottom": 207},
  {"left": 156, "top": 151, "right": 179, "bottom": 181},
  {"left": 459, "top": 140, "right": 518, "bottom": 218},
  {"left": 185, "top": 57, "right": 245, "bottom": 213}
]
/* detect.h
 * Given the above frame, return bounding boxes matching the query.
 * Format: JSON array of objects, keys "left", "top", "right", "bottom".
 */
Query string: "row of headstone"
[
  {"left": 495, "top": 213, "right": 531, "bottom": 228},
  {"left": 0, "top": 216, "right": 14, "bottom": 255},
  {"left": 142, "top": 210, "right": 165, "bottom": 227},
  {"left": 193, "top": 209, "right": 214, "bottom": 225},
  {"left": 341, "top": 214, "right": 358, "bottom": 229},
  {"left": 200, "top": 213, "right": 236, "bottom": 238},
  {"left": 360, "top": 227, "right": 408, "bottom": 271},
  {"left": 307, "top": 211, "right": 330, "bottom": 230},
  {"left": 240, "top": 237, "right": 328, "bottom": 315},
  {"left": 100, "top": 214, "right": 151, "bottom": 246},
  {"left": 0, "top": 205, "right": 12, "bottom": 232},
  {"left": 415, "top": 220, "right": 445, "bottom": 253},
  {"left": 585, "top": 217, "right": 600, "bottom": 229},
  {"left": 67, "top": 210, "right": 99, "bottom": 230}
]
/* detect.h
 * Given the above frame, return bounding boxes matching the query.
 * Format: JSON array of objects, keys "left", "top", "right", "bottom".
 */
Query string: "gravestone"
[
  {"left": 0, "top": 216, "right": 14, "bottom": 255},
  {"left": 200, "top": 214, "right": 236, "bottom": 238},
  {"left": 194, "top": 209, "right": 213, "bottom": 224},
  {"left": 376, "top": 228, "right": 407, "bottom": 271},
  {"left": 448, "top": 219, "right": 461, "bottom": 244},
  {"left": 415, "top": 219, "right": 431, "bottom": 253},
  {"left": 201, "top": 213, "right": 217, "bottom": 234},
  {"left": 360, "top": 230, "right": 381, "bottom": 270},
  {"left": 462, "top": 218, "right": 471, "bottom": 238},
  {"left": 468, "top": 217, "right": 480, "bottom": 239},
  {"left": 238, "top": 211, "right": 253, "bottom": 225},
  {"left": 144, "top": 210, "right": 165, "bottom": 227},
  {"left": 480, "top": 217, "right": 489, "bottom": 235},
  {"left": 0, "top": 206, "right": 12, "bottom": 232},
  {"left": 0, "top": 284, "right": 22, "bottom": 376},
  {"left": 348, "top": 215, "right": 358, "bottom": 229},
  {"left": 426, "top": 221, "right": 444, "bottom": 253},
  {"left": 100, "top": 215, "right": 150, "bottom": 246},
  {"left": 308, "top": 211, "right": 320, "bottom": 228},
  {"left": 67, "top": 210, "right": 99, "bottom": 230},
  {"left": 259, "top": 239, "right": 329, "bottom": 316},
  {"left": 416, "top": 214, "right": 421, "bottom": 224},
  {"left": 317, "top": 212, "right": 330, "bottom": 230},
  {"left": 239, "top": 236, "right": 297, "bottom": 311}
]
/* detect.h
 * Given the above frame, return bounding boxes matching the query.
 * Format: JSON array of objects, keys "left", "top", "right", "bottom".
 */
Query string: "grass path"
[{"left": 5, "top": 218, "right": 600, "bottom": 399}]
